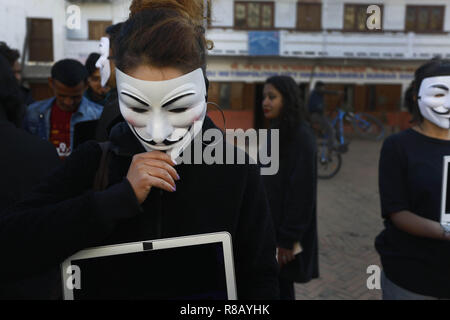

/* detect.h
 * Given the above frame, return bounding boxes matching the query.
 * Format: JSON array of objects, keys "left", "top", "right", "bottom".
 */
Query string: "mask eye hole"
[
  {"left": 169, "top": 108, "right": 188, "bottom": 113},
  {"left": 131, "top": 108, "right": 148, "bottom": 114},
  {"left": 435, "top": 93, "right": 445, "bottom": 98}
]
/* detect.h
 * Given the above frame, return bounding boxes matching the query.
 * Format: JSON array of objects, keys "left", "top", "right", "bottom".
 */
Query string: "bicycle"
[
  {"left": 312, "top": 115, "right": 343, "bottom": 180},
  {"left": 313, "top": 109, "right": 385, "bottom": 179}
]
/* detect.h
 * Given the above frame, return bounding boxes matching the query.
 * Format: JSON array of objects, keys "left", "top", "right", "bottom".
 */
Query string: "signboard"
[
  {"left": 206, "top": 63, "right": 414, "bottom": 83},
  {"left": 248, "top": 31, "right": 280, "bottom": 56}
]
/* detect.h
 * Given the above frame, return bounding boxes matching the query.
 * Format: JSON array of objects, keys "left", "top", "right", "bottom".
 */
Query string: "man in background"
[
  {"left": 94, "top": 22, "right": 124, "bottom": 142},
  {"left": 0, "top": 42, "right": 34, "bottom": 108},
  {"left": 84, "top": 52, "right": 110, "bottom": 105},
  {"left": 23, "top": 59, "right": 103, "bottom": 158},
  {"left": 308, "top": 81, "right": 338, "bottom": 150}
]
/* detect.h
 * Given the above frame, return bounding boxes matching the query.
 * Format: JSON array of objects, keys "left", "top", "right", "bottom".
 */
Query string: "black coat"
[
  {"left": 0, "top": 111, "right": 61, "bottom": 299},
  {"left": 0, "top": 114, "right": 60, "bottom": 211},
  {"left": 0, "top": 117, "right": 279, "bottom": 299},
  {"left": 263, "top": 123, "right": 319, "bottom": 283},
  {"left": 72, "top": 90, "right": 123, "bottom": 149},
  {"left": 95, "top": 90, "right": 123, "bottom": 142}
]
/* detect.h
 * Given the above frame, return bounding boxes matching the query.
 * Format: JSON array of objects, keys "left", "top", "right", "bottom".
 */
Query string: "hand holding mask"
[{"left": 126, "top": 151, "right": 180, "bottom": 204}]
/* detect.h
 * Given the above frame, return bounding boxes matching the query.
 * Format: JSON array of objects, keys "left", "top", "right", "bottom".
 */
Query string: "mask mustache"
[
  {"left": 132, "top": 125, "right": 193, "bottom": 146},
  {"left": 430, "top": 106, "right": 450, "bottom": 115}
]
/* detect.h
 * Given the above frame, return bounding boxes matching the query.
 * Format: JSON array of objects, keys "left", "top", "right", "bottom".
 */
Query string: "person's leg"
[
  {"left": 279, "top": 277, "right": 295, "bottom": 300},
  {"left": 318, "top": 114, "right": 336, "bottom": 150},
  {"left": 381, "top": 271, "right": 437, "bottom": 300}
]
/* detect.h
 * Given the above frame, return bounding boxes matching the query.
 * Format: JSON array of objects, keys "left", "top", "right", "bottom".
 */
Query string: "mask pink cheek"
[{"left": 124, "top": 117, "right": 139, "bottom": 127}]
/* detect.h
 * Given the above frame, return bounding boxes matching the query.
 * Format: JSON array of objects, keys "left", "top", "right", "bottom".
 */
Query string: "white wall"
[
  {"left": 274, "top": 0, "right": 296, "bottom": 29},
  {"left": 211, "top": 0, "right": 234, "bottom": 27},
  {"left": 0, "top": 0, "right": 133, "bottom": 63},
  {"left": 112, "top": 0, "right": 132, "bottom": 23},
  {"left": 64, "top": 0, "right": 131, "bottom": 62},
  {"left": 0, "top": 0, "right": 66, "bottom": 61},
  {"left": 384, "top": 2, "right": 405, "bottom": 30},
  {"left": 322, "top": 0, "right": 344, "bottom": 30}
]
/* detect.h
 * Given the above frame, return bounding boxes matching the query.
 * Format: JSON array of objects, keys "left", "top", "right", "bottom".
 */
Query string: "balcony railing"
[{"left": 206, "top": 28, "right": 450, "bottom": 60}]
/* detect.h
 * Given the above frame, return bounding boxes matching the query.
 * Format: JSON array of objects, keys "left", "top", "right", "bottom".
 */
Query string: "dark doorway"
[{"left": 27, "top": 18, "right": 54, "bottom": 62}]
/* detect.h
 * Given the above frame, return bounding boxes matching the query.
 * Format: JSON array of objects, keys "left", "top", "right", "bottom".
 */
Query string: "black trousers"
[{"left": 279, "top": 277, "right": 295, "bottom": 300}]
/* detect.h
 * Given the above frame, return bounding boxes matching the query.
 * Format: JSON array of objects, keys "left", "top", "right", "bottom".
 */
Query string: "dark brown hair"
[
  {"left": 115, "top": 0, "right": 212, "bottom": 74},
  {"left": 0, "top": 42, "right": 20, "bottom": 66}
]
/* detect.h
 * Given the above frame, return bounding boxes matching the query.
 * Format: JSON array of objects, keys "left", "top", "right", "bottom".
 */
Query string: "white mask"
[
  {"left": 116, "top": 68, "right": 207, "bottom": 161},
  {"left": 95, "top": 37, "right": 111, "bottom": 88},
  {"left": 418, "top": 76, "right": 450, "bottom": 129}
]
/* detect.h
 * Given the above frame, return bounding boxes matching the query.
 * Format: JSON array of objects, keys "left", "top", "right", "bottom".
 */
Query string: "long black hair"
[
  {"left": 264, "top": 76, "right": 308, "bottom": 150},
  {"left": 0, "top": 55, "right": 23, "bottom": 127}
]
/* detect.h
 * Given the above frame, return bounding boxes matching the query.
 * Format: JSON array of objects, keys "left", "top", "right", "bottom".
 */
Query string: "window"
[
  {"left": 88, "top": 20, "right": 112, "bottom": 41},
  {"left": 297, "top": 3, "right": 322, "bottom": 31},
  {"left": 27, "top": 18, "right": 54, "bottom": 62},
  {"left": 234, "top": 1, "right": 274, "bottom": 30},
  {"left": 343, "top": 4, "right": 383, "bottom": 31},
  {"left": 405, "top": 6, "right": 445, "bottom": 33}
]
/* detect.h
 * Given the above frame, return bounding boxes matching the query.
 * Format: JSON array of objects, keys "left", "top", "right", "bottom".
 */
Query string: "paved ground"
[{"left": 295, "top": 138, "right": 385, "bottom": 300}]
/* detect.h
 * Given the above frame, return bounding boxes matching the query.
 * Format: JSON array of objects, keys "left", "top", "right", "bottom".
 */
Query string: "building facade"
[
  {"left": 1, "top": 0, "right": 449, "bottom": 129},
  {"left": 207, "top": 0, "right": 450, "bottom": 130}
]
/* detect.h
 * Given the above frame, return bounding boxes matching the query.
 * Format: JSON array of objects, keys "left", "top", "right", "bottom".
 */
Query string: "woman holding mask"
[
  {"left": 0, "top": 0, "right": 279, "bottom": 300},
  {"left": 376, "top": 59, "right": 450, "bottom": 299},
  {"left": 261, "top": 76, "right": 319, "bottom": 300}
]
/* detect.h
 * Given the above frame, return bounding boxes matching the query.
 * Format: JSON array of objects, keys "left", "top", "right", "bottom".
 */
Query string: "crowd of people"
[{"left": 0, "top": 0, "right": 449, "bottom": 301}]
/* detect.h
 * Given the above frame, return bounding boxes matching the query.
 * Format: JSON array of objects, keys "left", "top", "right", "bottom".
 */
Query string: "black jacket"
[
  {"left": 0, "top": 110, "right": 61, "bottom": 299},
  {"left": 73, "top": 90, "right": 123, "bottom": 149},
  {"left": 0, "top": 117, "right": 279, "bottom": 299},
  {"left": 95, "top": 90, "right": 123, "bottom": 142},
  {"left": 263, "top": 123, "right": 319, "bottom": 283}
]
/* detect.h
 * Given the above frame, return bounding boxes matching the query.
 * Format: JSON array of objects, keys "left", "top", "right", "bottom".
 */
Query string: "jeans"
[{"left": 381, "top": 271, "right": 438, "bottom": 300}]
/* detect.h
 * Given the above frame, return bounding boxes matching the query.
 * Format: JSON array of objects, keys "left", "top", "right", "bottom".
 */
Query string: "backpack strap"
[{"left": 93, "top": 141, "right": 112, "bottom": 192}]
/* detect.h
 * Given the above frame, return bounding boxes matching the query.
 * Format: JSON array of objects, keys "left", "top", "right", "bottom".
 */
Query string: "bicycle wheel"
[
  {"left": 317, "top": 144, "right": 342, "bottom": 179},
  {"left": 351, "top": 113, "right": 385, "bottom": 141}
]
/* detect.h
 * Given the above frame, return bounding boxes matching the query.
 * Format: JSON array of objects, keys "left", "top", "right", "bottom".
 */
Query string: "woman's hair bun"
[{"left": 129, "top": 0, "right": 206, "bottom": 25}]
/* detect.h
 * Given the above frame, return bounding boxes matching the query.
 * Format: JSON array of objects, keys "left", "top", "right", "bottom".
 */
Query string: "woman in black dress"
[
  {"left": 376, "top": 59, "right": 450, "bottom": 299},
  {"left": 0, "top": 0, "right": 279, "bottom": 300},
  {"left": 261, "top": 75, "right": 319, "bottom": 300}
]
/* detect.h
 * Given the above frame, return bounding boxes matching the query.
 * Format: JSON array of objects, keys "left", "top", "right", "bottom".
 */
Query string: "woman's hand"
[
  {"left": 126, "top": 151, "right": 180, "bottom": 204},
  {"left": 277, "top": 247, "right": 295, "bottom": 268}
]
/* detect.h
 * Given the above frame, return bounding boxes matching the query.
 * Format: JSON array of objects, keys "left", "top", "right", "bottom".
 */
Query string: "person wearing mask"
[
  {"left": 23, "top": 59, "right": 103, "bottom": 158},
  {"left": 0, "top": 0, "right": 279, "bottom": 300},
  {"left": 0, "top": 55, "right": 61, "bottom": 299},
  {"left": 261, "top": 75, "right": 319, "bottom": 300},
  {"left": 94, "top": 22, "right": 125, "bottom": 142},
  {"left": 84, "top": 52, "right": 110, "bottom": 105},
  {"left": 376, "top": 58, "right": 450, "bottom": 299}
]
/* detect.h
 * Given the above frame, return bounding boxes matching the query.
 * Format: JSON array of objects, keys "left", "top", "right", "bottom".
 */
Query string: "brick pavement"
[{"left": 294, "top": 138, "right": 384, "bottom": 300}]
